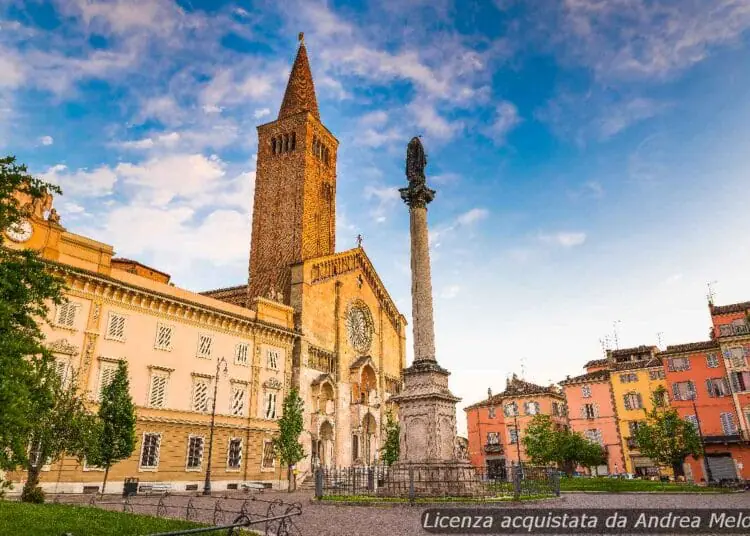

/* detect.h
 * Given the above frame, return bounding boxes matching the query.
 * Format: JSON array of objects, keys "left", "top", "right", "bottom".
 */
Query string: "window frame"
[
  {"left": 227, "top": 437, "right": 243, "bottom": 471},
  {"left": 261, "top": 440, "right": 275, "bottom": 471},
  {"left": 98, "top": 361, "right": 119, "bottom": 401},
  {"left": 148, "top": 372, "right": 169, "bottom": 408},
  {"left": 104, "top": 311, "right": 127, "bottom": 342},
  {"left": 139, "top": 432, "right": 162, "bottom": 471},
  {"left": 191, "top": 376, "right": 212, "bottom": 413},
  {"left": 154, "top": 323, "right": 174, "bottom": 352},
  {"left": 230, "top": 382, "right": 247, "bottom": 417},
  {"left": 234, "top": 343, "right": 250, "bottom": 366},
  {"left": 185, "top": 435, "right": 205, "bottom": 472},
  {"left": 196, "top": 334, "right": 214, "bottom": 359},
  {"left": 266, "top": 348, "right": 280, "bottom": 370},
  {"left": 54, "top": 301, "right": 80, "bottom": 329}
]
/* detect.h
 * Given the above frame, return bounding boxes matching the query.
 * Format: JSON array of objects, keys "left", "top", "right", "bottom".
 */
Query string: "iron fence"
[
  {"left": 48, "top": 493, "right": 301, "bottom": 535},
  {"left": 314, "top": 464, "right": 560, "bottom": 502}
]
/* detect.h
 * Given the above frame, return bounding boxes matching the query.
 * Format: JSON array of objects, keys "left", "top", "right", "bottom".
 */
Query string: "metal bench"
[
  {"left": 241, "top": 483, "right": 267, "bottom": 493},
  {"left": 138, "top": 482, "right": 171, "bottom": 495}
]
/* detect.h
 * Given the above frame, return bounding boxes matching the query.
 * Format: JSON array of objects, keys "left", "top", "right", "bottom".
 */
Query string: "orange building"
[
  {"left": 560, "top": 360, "right": 624, "bottom": 475},
  {"left": 465, "top": 375, "right": 567, "bottom": 477},
  {"left": 662, "top": 340, "right": 749, "bottom": 481}
]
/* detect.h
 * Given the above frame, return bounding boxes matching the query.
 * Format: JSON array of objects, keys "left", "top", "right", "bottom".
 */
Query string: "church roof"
[{"left": 278, "top": 36, "right": 319, "bottom": 121}]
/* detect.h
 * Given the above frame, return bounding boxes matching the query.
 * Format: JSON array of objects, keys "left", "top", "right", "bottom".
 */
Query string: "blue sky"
[{"left": 3, "top": 0, "right": 750, "bottom": 434}]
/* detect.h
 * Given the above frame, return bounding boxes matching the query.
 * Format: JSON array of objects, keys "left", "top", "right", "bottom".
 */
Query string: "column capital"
[{"left": 399, "top": 183, "right": 435, "bottom": 209}]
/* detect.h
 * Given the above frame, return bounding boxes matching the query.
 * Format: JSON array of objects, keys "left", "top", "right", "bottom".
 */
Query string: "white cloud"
[
  {"left": 202, "top": 104, "right": 223, "bottom": 114},
  {"left": 409, "top": 102, "right": 463, "bottom": 140},
  {"left": 39, "top": 135, "right": 54, "bottom": 146},
  {"left": 538, "top": 231, "right": 587, "bottom": 248},
  {"left": 556, "top": 0, "right": 750, "bottom": 80},
  {"left": 359, "top": 111, "right": 389, "bottom": 127},
  {"left": 488, "top": 101, "right": 521, "bottom": 143},
  {"left": 456, "top": 208, "right": 489, "bottom": 226},
  {"left": 364, "top": 185, "right": 401, "bottom": 222},
  {"left": 41, "top": 164, "right": 117, "bottom": 197},
  {"left": 115, "top": 154, "right": 226, "bottom": 207},
  {"left": 254, "top": 108, "right": 271, "bottom": 119},
  {"left": 0, "top": 52, "right": 24, "bottom": 88},
  {"left": 120, "top": 132, "right": 181, "bottom": 150}
]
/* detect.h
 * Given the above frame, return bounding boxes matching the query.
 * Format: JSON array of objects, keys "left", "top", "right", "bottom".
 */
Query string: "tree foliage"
[
  {"left": 381, "top": 411, "right": 400, "bottom": 466},
  {"left": 0, "top": 155, "right": 96, "bottom": 500},
  {"left": 87, "top": 361, "right": 137, "bottom": 494},
  {"left": 633, "top": 386, "right": 702, "bottom": 475},
  {"left": 272, "top": 388, "right": 305, "bottom": 492},
  {"left": 522, "top": 414, "right": 607, "bottom": 475}
]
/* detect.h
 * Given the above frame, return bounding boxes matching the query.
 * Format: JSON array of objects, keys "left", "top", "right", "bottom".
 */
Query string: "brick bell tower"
[{"left": 248, "top": 33, "right": 338, "bottom": 305}]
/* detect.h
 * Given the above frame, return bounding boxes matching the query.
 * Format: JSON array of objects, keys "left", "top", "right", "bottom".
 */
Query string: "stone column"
[{"left": 409, "top": 205, "right": 436, "bottom": 362}]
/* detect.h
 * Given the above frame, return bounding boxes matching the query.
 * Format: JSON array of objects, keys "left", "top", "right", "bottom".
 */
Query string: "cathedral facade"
[{"left": 203, "top": 37, "right": 406, "bottom": 475}]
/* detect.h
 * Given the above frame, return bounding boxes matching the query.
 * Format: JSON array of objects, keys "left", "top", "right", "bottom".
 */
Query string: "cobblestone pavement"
[{"left": 52, "top": 490, "right": 749, "bottom": 536}]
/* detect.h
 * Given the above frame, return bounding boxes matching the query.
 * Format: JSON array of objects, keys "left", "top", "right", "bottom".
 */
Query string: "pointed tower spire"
[{"left": 278, "top": 32, "right": 320, "bottom": 121}]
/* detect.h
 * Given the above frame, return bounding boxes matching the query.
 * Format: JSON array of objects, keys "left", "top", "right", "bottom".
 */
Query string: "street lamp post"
[
  {"left": 690, "top": 394, "right": 712, "bottom": 483},
  {"left": 203, "top": 356, "right": 228, "bottom": 496},
  {"left": 513, "top": 408, "right": 521, "bottom": 466}
]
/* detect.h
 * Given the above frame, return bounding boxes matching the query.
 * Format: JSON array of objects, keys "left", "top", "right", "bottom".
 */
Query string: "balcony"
[
  {"left": 704, "top": 431, "right": 748, "bottom": 444},
  {"left": 484, "top": 443, "right": 504, "bottom": 454}
]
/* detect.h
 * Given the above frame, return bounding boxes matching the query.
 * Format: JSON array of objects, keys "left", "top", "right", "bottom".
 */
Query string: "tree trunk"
[
  {"left": 22, "top": 466, "right": 41, "bottom": 500},
  {"left": 287, "top": 464, "right": 294, "bottom": 493},
  {"left": 102, "top": 465, "right": 110, "bottom": 496}
]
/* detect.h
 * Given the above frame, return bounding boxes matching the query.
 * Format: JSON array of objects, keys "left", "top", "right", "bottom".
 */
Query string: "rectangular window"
[
  {"left": 261, "top": 441, "right": 275, "bottom": 469},
  {"left": 729, "top": 371, "right": 750, "bottom": 393},
  {"left": 230, "top": 384, "right": 247, "bottom": 417},
  {"left": 581, "top": 385, "right": 592, "bottom": 398},
  {"left": 623, "top": 392, "right": 643, "bottom": 410},
  {"left": 620, "top": 373, "right": 638, "bottom": 383},
  {"left": 235, "top": 343, "right": 249, "bottom": 366},
  {"left": 148, "top": 374, "right": 168, "bottom": 408},
  {"left": 98, "top": 362, "right": 118, "bottom": 400},
  {"left": 524, "top": 401, "right": 540, "bottom": 415},
  {"left": 672, "top": 381, "right": 696, "bottom": 401},
  {"left": 705, "top": 378, "right": 730, "bottom": 397},
  {"left": 667, "top": 357, "right": 691, "bottom": 372},
  {"left": 140, "top": 433, "right": 161, "bottom": 469},
  {"left": 503, "top": 402, "right": 518, "bottom": 417},
  {"left": 583, "top": 403, "right": 596, "bottom": 419},
  {"left": 105, "top": 312, "right": 126, "bottom": 342},
  {"left": 706, "top": 353, "right": 719, "bottom": 368},
  {"left": 192, "top": 378, "right": 210, "bottom": 413},
  {"left": 228, "top": 438, "right": 242, "bottom": 469},
  {"left": 649, "top": 369, "right": 665, "bottom": 380},
  {"left": 508, "top": 427, "right": 519, "bottom": 444},
  {"left": 55, "top": 360, "right": 69, "bottom": 387},
  {"left": 197, "top": 335, "right": 213, "bottom": 358},
  {"left": 488, "top": 406, "right": 496, "bottom": 419},
  {"left": 685, "top": 415, "right": 699, "bottom": 430},
  {"left": 264, "top": 392, "right": 277, "bottom": 419},
  {"left": 267, "top": 349, "right": 280, "bottom": 370},
  {"left": 720, "top": 413, "right": 738, "bottom": 435},
  {"left": 725, "top": 348, "right": 747, "bottom": 369},
  {"left": 155, "top": 324, "right": 173, "bottom": 351},
  {"left": 55, "top": 302, "right": 79, "bottom": 328},
  {"left": 186, "top": 436, "right": 204, "bottom": 470},
  {"left": 487, "top": 432, "right": 500, "bottom": 445},
  {"left": 585, "top": 429, "right": 603, "bottom": 446}
]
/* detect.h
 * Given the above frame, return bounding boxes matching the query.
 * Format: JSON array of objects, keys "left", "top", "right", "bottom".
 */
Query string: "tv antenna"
[
  {"left": 520, "top": 357, "right": 527, "bottom": 379},
  {"left": 707, "top": 281, "right": 718, "bottom": 305},
  {"left": 657, "top": 332, "right": 664, "bottom": 349},
  {"left": 599, "top": 336, "right": 611, "bottom": 357},
  {"left": 613, "top": 320, "right": 622, "bottom": 350}
]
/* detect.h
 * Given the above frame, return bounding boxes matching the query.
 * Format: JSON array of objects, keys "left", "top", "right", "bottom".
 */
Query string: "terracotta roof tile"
[
  {"left": 559, "top": 369, "right": 610, "bottom": 385},
  {"left": 662, "top": 340, "right": 719, "bottom": 355},
  {"left": 711, "top": 301, "right": 750, "bottom": 315}
]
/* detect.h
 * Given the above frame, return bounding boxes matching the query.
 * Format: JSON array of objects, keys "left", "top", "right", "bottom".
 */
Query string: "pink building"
[{"left": 560, "top": 360, "right": 625, "bottom": 475}]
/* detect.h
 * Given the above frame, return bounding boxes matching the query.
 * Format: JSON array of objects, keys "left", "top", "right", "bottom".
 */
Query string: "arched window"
[
  {"left": 283, "top": 134, "right": 289, "bottom": 152},
  {"left": 271, "top": 138, "right": 277, "bottom": 154},
  {"left": 291, "top": 132, "right": 296, "bottom": 150}
]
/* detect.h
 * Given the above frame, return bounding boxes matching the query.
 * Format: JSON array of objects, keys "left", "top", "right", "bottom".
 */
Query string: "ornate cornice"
[
  {"left": 263, "top": 377, "right": 283, "bottom": 390},
  {"left": 43, "top": 259, "right": 298, "bottom": 344},
  {"left": 308, "top": 248, "right": 404, "bottom": 331},
  {"left": 47, "top": 338, "right": 79, "bottom": 356}
]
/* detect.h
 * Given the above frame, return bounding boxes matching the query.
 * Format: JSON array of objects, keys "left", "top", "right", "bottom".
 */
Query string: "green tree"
[
  {"left": 633, "top": 386, "right": 702, "bottom": 477},
  {"left": 381, "top": 411, "right": 400, "bottom": 466},
  {"left": 523, "top": 414, "right": 607, "bottom": 475},
  {"left": 87, "top": 361, "right": 137, "bottom": 495},
  {"left": 0, "top": 156, "right": 97, "bottom": 501},
  {"left": 272, "top": 388, "right": 305, "bottom": 492}
]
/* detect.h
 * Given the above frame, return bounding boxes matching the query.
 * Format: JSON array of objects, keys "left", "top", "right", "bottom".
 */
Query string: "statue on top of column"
[{"left": 405, "top": 136, "right": 427, "bottom": 184}]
